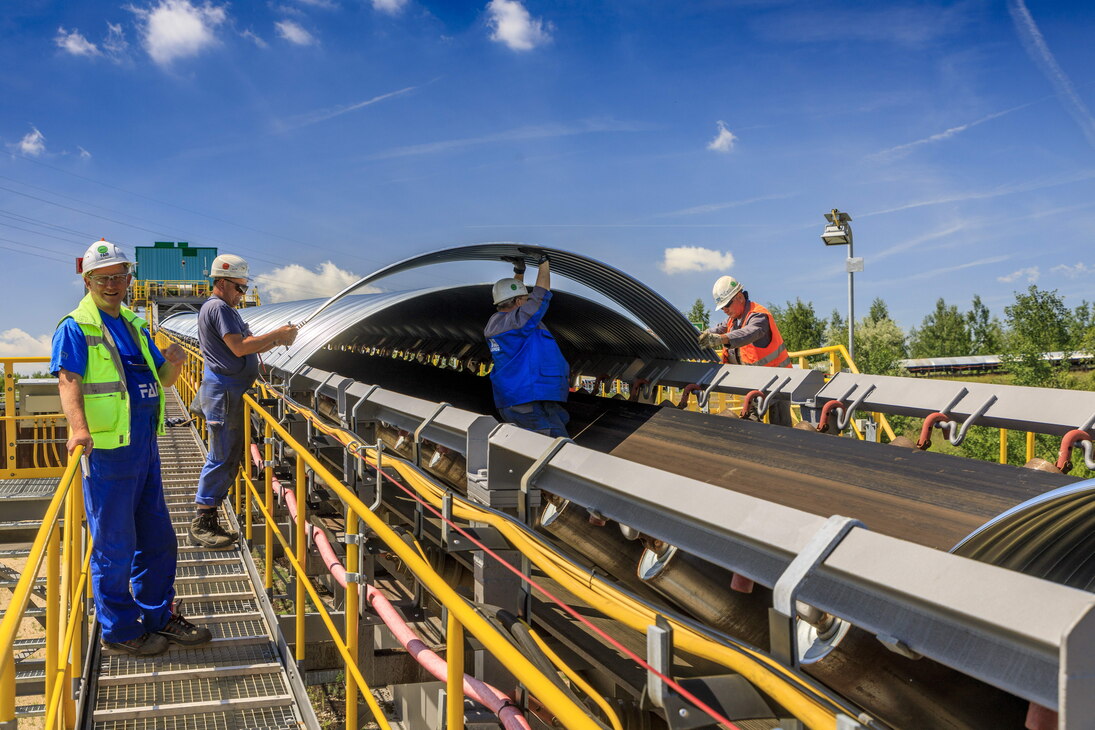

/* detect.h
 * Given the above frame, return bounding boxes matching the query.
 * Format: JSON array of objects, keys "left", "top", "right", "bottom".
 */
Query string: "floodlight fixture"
[{"left": 820, "top": 208, "right": 858, "bottom": 365}]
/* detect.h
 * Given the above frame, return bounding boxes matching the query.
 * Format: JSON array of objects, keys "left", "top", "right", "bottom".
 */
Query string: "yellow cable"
[
  {"left": 271, "top": 388, "right": 843, "bottom": 729},
  {"left": 527, "top": 626, "right": 624, "bottom": 730}
]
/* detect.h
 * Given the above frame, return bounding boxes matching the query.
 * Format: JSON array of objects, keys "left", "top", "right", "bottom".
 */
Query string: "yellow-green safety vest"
[{"left": 60, "top": 294, "right": 165, "bottom": 449}]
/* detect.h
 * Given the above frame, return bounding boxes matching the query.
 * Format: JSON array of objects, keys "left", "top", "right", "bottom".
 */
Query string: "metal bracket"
[
  {"left": 939, "top": 394, "right": 998, "bottom": 447},
  {"left": 440, "top": 491, "right": 508, "bottom": 552},
  {"left": 344, "top": 572, "right": 361, "bottom": 584},
  {"left": 826, "top": 383, "right": 877, "bottom": 431},
  {"left": 263, "top": 437, "right": 278, "bottom": 445},
  {"left": 770, "top": 515, "right": 863, "bottom": 667},
  {"left": 413, "top": 402, "right": 451, "bottom": 466},
  {"left": 645, "top": 616, "right": 719, "bottom": 729},
  {"left": 518, "top": 437, "right": 571, "bottom": 526},
  {"left": 344, "top": 533, "right": 364, "bottom": 545},
  {"left": 697, "top": 371, "right": 730, "bottom": 411},
  {"left": 263, "top": 460, "right": 275, "bottom": 469}
]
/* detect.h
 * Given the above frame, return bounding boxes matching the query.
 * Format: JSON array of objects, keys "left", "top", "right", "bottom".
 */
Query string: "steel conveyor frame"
[{"left": 268, "top": 362, "right": 1095, "bottom": 728}]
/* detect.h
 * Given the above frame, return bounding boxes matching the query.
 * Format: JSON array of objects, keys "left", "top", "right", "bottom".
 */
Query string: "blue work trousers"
[
  {"left": 84, "top": 410, "right": 177, "bottom": 643},
  {"left": 195, "top": 376, "right": 248, "bottom": 508},
  {"left": 499, "top": 401, "right": 570, "bottom": 438}
]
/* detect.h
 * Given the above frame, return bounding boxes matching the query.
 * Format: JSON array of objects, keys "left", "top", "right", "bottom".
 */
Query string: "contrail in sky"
[{"left": 1008, "top": 0, "right": 1095, "bottom": 149}]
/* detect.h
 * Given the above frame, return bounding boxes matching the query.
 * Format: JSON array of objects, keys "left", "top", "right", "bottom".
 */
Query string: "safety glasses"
[
  {"left": 232, "top": 282, "right": 249, "bottom": 294},
  {"left": 87, "top": 273, "right": 131, "bottom": 286}
]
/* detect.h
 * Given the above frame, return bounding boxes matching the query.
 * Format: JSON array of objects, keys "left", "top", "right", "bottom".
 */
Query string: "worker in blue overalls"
[
  {"left": 53, "top": 240, "right": 212, "bottom": 656},
  {"left": 485, "top": 253, "right": 571, "bottom": 437}
]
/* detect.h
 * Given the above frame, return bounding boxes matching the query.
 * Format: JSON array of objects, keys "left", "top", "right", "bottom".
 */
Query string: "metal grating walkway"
[{"left": 88, "top": 388, "right": 317, "bottom": 730}]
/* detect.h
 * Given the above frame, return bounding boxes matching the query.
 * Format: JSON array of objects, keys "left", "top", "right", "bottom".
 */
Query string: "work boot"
[
  {"left": 157, "top": 601, "right": 213, "bottom": 646},
  {"left": 188, "top": 510, "right": 237, "bottom": 550},
  {"left": 102, "top": 632, "right": 169, "bottom": 656}
]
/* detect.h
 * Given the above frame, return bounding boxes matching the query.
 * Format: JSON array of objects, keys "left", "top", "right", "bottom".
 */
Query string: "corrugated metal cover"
[
  {"left": 161, "top": 244, "right": 705, "bottom": 371},
  {"left": 302, "top": 243, "right": 705, "bottom": 359},
  {"left": 160, "top": 285, "right": 676, "bottom": 374}
]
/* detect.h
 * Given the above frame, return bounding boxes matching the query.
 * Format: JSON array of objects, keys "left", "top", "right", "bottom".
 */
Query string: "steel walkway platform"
[{"left": 85, "top": 389, "right": 318, "bottom": 730}]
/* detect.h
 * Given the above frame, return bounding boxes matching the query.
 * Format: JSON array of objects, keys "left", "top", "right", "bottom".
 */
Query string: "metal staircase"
[{"left": 84, "top": 390, "right": 318, "bottom": 730}]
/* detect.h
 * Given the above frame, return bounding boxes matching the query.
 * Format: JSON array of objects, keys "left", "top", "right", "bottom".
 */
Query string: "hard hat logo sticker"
[{"left": 97, "top": 245, "right": 108, "bottom": 254}]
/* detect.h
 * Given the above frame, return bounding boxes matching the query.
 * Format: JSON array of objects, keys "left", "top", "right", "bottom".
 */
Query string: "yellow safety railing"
[
  {"left": 131, "top": 280, "right": 261, "bottom": 307},
  {"left": 0, "top": 447, "right": 91, "bottom": 729},
  {"left": 237, "top": 392, "right": 604, "bottom": 730},
  {"left": 2, "top": 358, "right": 67, "bottom": 479},
  {"left": 255, "top": 384, "right": 851, "bottom": 730}
]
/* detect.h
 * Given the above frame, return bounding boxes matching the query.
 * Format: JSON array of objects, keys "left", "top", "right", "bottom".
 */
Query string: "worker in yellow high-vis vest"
[{"left": 52, "top": 240, "right": 212, "bottom": 657}]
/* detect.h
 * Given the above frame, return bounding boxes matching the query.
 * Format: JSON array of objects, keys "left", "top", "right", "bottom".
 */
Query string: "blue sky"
[{"left": 3, "top": 0, "right": 1095, "bottom": 357}]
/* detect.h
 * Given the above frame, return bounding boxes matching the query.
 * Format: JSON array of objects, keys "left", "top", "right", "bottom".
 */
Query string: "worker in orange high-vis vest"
[{"left": 698, "top": 275, "right": 793, "bottom": 426}]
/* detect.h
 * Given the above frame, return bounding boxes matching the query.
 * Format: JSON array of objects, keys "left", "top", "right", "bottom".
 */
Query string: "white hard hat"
[
  {"left": 210, "top": 254, "right": 250, "bottom": 280},
  {"left": 81, "top": 239, "right": 132, "bottom": 275},
  {"left": 712, "top": 275, "right": 743, "bottom": 310},
  {"left": 492, "top": 278, "right": 529, "bottom": 305}
]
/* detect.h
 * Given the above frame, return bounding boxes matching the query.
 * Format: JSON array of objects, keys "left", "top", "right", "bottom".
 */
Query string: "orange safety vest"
[{"left": 722, "top": 301, "right": 791, "bottom": 368}]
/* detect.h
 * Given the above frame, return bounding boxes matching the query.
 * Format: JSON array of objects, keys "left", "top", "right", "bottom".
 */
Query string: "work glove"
[
  {"left": 501, "top": 255, "right": 526, "bottom": 276},
  {"left": 698, "top": 331, "right": 723, "bottom": 350}
]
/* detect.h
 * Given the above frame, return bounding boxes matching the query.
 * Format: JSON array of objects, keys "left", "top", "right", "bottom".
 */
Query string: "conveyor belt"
[{"left": 561, "top": 395, "right": 1076, "bottom": 551}]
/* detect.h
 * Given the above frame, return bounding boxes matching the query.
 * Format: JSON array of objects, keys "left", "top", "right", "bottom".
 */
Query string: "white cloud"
[
  {"left": 659, "top": 246, "right": 735, "bottom": 275},
  {"left": 77, "top": 146, "right": 92, "bottom": 160},
  {"left": 130, "top": 0, "right": 227, "bottom": 66},
  {"left": 18, "top": 127, "right": 46, "bottom": 157},
  {"left": 487, "top": 0, "right": 552, "bottom": 51},
  {"left": 997, "top": 266, "right": 1040, "bottom": 284},
  {"left": 1009, "top": 0, "right": 1095, "bottom": 149},
  {"left": 275, "top": 20, "right": 316, "bottom": 45},
  {"left": 256, "top": 261, "right": 376, "bottom": 302},
  {"left": 372, "top": 0, "right": 408, "bottom": 12},
  {"left": 706, "top": 120, "right": 737, "bottom": 153},
  {"left": 297, "top": 0, "right": 338, "bottom": 8},
  {"left": 0, "top": 329, "right": 52, "bottom": 358},
  {"left": 55, "top": 27, "right": 100, "bottom": 56},
  {"left": 1051, "top": 262, "right": 1093, "bottom": 278},
  {"left": 241, "top": 29, "right": 268, "bottom": 48},
  {"left": 103, "top": 22, "right": 129, "bottom": 58}
]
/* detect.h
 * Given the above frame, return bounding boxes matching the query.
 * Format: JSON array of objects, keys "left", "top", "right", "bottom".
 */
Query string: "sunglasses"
[
  {"left": 231, "top": 282, "right": 249, "bottom": 294},
  {"left": 87, "top": 273, "right": 131, "bottom": 286}
]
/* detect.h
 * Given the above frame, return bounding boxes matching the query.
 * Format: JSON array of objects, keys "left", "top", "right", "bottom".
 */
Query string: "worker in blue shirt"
[
  {"left": 190, "top": 254, "right": 297, "bottom": 549},
  {"left": 484, "top": 254, "right": 570, "bottom": 437},
  {"left": 53, "top": 240, "right": 211, "bottom": 656}
]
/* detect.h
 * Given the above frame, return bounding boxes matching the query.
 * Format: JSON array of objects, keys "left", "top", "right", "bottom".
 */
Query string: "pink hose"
[{"left": 249, "top": 446, "right": 530, "bottom": 730}]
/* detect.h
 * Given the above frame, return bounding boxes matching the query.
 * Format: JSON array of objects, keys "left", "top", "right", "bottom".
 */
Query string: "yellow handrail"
[
  {"left": 263, "top": 386, "right": 848, "bottom": 729},
  {"left": 0, "top": 447, "right": 89, "bottom": 729},
  {"left": 242, "top": 392, "right": 604, "bottom": 730}
]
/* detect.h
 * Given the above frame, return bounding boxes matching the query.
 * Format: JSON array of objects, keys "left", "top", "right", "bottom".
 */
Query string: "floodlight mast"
[{"left": 821, "top": 208, "right": 855, "bottom": 364}]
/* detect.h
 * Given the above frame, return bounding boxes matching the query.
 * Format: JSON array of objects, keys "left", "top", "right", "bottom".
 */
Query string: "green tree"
[
  {"left": 685, "top": 298, "right": 709, "bottom": 330},
  {"left": 769, "top": 298, "right": 824, "bottom": 353},
  {"left": 854, "top": 314, "right": 907, "bottom": 376},
  {"left": 867, "top": 297, "right": 890, "bottom": 324},
  {"left": 967, "top": 294, "right": 1003, "bottom": 355},
  {"left": 1069, "top": 301, "right": 1095, "bottom": 355},
  {"left": 1002, "top": 285, "right": 1072, "bottom": 387},
  {"left": 823, "top": 306, "right": 906, "bottom": 374},
  {"left": 908, "top": 298, "right": 972, "bottom": 359},
  {"left": 824, "top": 309, "right": 847, "bottom": 350}
]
